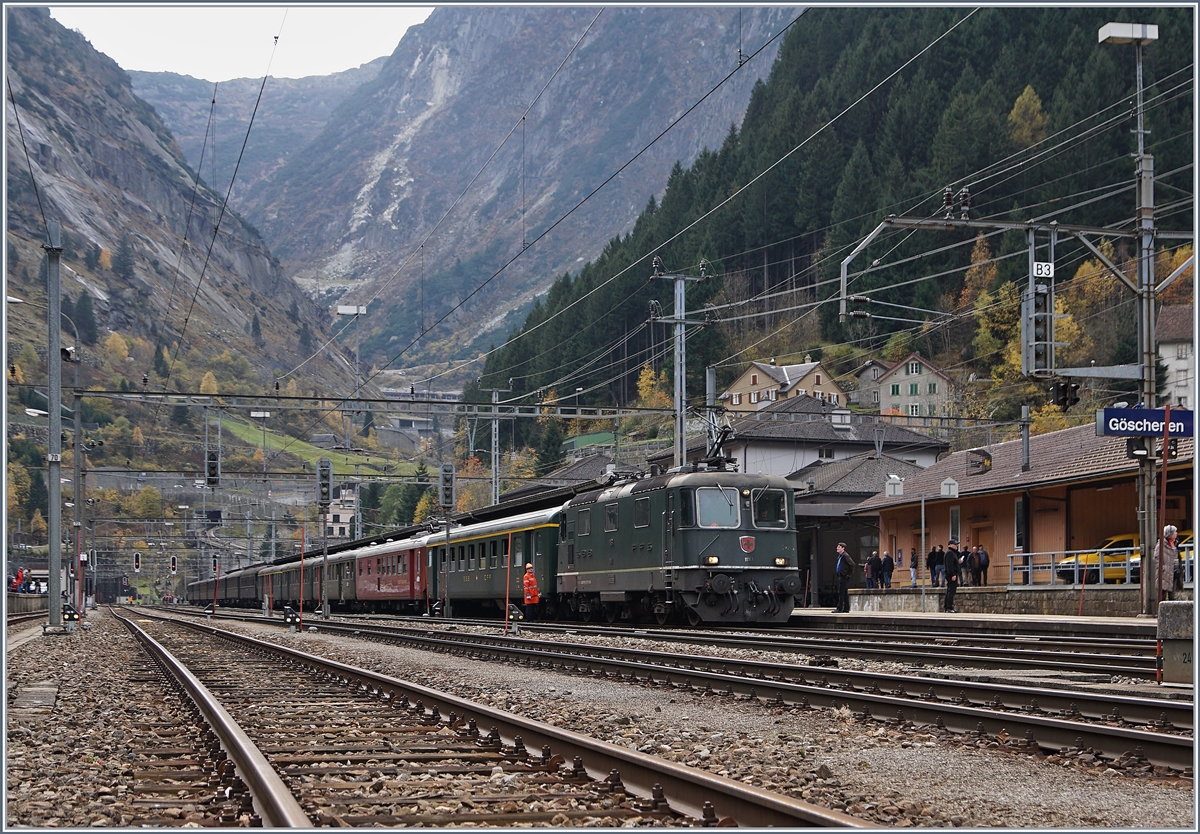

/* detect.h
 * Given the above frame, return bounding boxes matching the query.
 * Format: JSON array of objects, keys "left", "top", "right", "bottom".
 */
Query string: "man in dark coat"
[
  {"left": 866, "top": 551, "right": 883, "bottom": 589},
  {"left": 926, "top": 546, "right": 941, "bottom": 587},
  {"left": 880, "top": 551, "right": 895, "bottom": 589},
  {"left": 833, "top": 542, "right": 853, "bottom": 613},
  {"left": 943, "top": 540, "right": 961, "bottom": 612}
]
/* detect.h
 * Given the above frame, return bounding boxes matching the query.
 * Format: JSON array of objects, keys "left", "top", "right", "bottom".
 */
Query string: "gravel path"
[{"left": 5, "top": 609, "right": 1194, "bottom": 828}]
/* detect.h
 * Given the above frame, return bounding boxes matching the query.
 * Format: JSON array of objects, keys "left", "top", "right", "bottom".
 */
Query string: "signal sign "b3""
[{"left": 1033, "top": 261, "right": 1055, "bottom": 279}]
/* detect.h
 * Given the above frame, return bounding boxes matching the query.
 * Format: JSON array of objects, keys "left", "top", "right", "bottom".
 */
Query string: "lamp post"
[{"left": 1099, "top": 21, "right": 1162, "bottom": 616}]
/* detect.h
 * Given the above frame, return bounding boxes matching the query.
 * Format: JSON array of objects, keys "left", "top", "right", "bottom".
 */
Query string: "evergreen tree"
[
  {"left": 112, "top": 234, "right": 135, "bottom": 282},
  {"left": 536, "top": 421, "right": 565, "bottom": 476},
  {"left": 25, "top": 468, "right": 48, "bottom": 521},
  {"left": 74, "top": 292, "right": 99, "bottom": 344},
  {"left": 83, "top": 242, "right": 99, "bottom": 271},
  {"left": 251, "top": 312, "right": 263, "bottom": 343},
  {"left": 154, "top": 344, "right": 170, "bottom": 378}
]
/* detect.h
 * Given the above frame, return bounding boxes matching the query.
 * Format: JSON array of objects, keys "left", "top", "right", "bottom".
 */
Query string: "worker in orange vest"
[{"left": 522, "top": 562, "right": 539, "bottom": 621}]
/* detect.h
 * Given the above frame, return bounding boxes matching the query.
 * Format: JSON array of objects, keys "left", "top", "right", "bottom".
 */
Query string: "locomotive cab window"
[
  {"left": 633, "top": 496, "right": 651, "bottom": 528},
  {"left": 679, "top": 489, "right": 695, "bottom": 527},
  {"left": 752, "top": 489, "right": 788, "bottom": 528},
  {"left": 604, "top": 503, "right": 619, "bottom": 532},
  {"left": 578, "top": 508, "right": 591, "bottom": 535},
  {"left": 696, "top": 486, "right": 739, "bottom": 528}
]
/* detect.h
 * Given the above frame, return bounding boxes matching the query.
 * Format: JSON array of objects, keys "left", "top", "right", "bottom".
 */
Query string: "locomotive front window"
[
  {"left": 696, "top": 486, "right": 740, "bottom": 528},
  {"left": 752, "top": 489, "right": 788, "bottom": 528},
  {"left": 633, "top": 496, "right": 651, "bottom": 528}
]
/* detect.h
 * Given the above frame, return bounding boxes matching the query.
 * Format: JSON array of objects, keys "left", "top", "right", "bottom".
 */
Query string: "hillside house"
[
  {"left": 720, "top": 357, "right": 848, "bottom": 413},
  {"left": 877, "top": 353, "right": 955, "bottom": 418},
  {"left": 1157, "top": 304, "right": 1194, "bottom": 409}
]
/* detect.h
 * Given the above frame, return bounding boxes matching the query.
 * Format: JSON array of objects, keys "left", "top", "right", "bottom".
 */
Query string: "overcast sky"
[{"left": 48, "top": 5, "right": 435, "bottom": 81}]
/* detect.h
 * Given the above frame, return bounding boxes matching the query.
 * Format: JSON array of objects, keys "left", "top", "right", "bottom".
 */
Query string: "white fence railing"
[{"left": 1005, "top": 545, "right": 1194, "bottom": 587}]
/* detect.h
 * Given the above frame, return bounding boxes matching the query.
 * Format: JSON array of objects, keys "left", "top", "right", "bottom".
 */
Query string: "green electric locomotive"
[{"left": 558, "top": 469, "right": 801, "bottom": 625}]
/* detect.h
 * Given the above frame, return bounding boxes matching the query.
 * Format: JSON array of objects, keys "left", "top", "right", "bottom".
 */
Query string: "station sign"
[{"left": 1095, "top": 408, "right": 1193, "bottom": 437}]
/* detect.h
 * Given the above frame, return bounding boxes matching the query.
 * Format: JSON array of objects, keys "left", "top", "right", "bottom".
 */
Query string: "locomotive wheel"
[
  {"left": 654, "top": 608, "right": 670, "bottom": 626},
  {"left": 603, "top": 603, "right": 619, "bottom": 623},
  {"left": 686, "top": 607, "right": 703, "bottom": 627},
  {"left": 581, "top": 603, "right": 594, "bottom": 623}
]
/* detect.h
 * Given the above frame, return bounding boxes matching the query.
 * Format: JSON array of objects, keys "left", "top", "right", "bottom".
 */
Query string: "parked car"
[{"left": 1056, "top": 533, "right": 1140, "bottom": 584}]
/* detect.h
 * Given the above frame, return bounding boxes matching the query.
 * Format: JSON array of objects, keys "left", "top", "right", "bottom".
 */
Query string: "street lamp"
[{"left": 1099, "top": 21, "right": 1161, "bottom": 615}]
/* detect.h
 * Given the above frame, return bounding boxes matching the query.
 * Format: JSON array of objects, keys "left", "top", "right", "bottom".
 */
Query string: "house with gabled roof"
[
  {"left": 847, "top": 358, "right": 894, "bottom": 410},
  {"left": 649, "top": 394, "right": 948, "bottom": 475},
  {"left": 719, "top": 356, "right": 848, "bottom": 413},
  {"left": 848, "top": 423, "right": 1194, "bottom": 587},
  {"left": 877, "top": 352, "right": 955, "bottom": 418},
  {"left": 1157, "top": 304, "right": 1194, "bottom": 409}
]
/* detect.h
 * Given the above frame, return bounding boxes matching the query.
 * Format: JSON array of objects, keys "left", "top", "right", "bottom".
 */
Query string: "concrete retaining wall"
[
  {"left": 6, "top": 593, "right": 49, "bottom": 614},
  {"left": 849, "top": 585, "right": 1193, "bottom": 617}
]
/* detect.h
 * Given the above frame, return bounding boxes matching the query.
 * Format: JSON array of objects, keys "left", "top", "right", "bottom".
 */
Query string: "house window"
[
  {"left": 751, "top": 373, "right": 758, "bottom": 385},
  {"left": 909, "top": 383, "right": 919, "bottom": 396},
  {"left": 768, "top": 389, "right": 777, "bottom": 400},
  {"left": 815, "top": 373, "right": 822, "bottom": 385},
  {"left": 871, "top": 367, "right": 881, "bottom": 380},
  {"left": 891, "top": 384, "right": 900, "bottom": 396},
  {"left": 326, "top": 525, "right": 334, "bottom": 536},
  {"left": 830, "top": 393, "right": 839, "bottom": 404},
  {"left": 633, "top": 497, "right": 651, "bottom": 528},
  {"left": 333, "top": 514, "right": 341, "bottom": 523},
  {"left": 928, "top": 404, "right": 936, "bottom": 416},
  {"left": 732, "top": 393, "right": 741, "bottom": 405},
  {"left": 928, "top": 382, "right": 937, "bottom": 394},
  {"left": 1177, "top": 369, "right": 1190, "bottom": 387},
  {"left": 818, "top": 446, "right": 834, "bottom": 459},
  {"left": 908, "top": 404, "right": 921, "bottom": 416},
  {"left": 908, "top": 361, "right": 922, "bottom": 374},
  {"left": 795, "top": 388, "right": 805, "bottom": 397},
  {"left": 749, "top": 391, "right": 759, "bottom": 403},
  {"left": 1014, "top": 498, "right": 1026, "bottom": 550},
  {"left": 872, "top": 390, "right": 880, "bottom": 404},
  {"left": 1177, "top": 343, "right": 1190, "bottom": 359}
]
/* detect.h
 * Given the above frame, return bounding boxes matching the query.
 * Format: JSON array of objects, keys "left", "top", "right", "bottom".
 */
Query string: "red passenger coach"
[{"left": 354, "top": 533, "right": 431, "bottom": 614}]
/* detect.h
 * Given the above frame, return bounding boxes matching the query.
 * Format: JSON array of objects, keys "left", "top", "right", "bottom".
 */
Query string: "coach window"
[
  {"left": 752, "top": 489, "right": 788, "bottom": 528},
  {"left": 633, "top": 496, "right": 651, "bottom": 528},
  {"left": 490, "top": 540, "right": 498, "bottom": 568},
  {"left": 513, "top": 535, "right": 523, "bottom": 567},
  {"left": 401, "top": 553, "right": 407, "bottom": 575},
  {"left": 679, "top": 489, "right": 695, "bottom": 527},
  {"left": 605, "top": 503, "right": 619, "bottom": 532},
  {"left": 469, "top": 544, "right": 477, "bottom": 570},
  {"left": 502, "top": 538, "right": 510, "bottom": 567},
  {"left": 578, "top": 508, "right": 591, "bottom": 536},
  {"left": 696, "top": 486, "right": 739, "bottom": 528}
]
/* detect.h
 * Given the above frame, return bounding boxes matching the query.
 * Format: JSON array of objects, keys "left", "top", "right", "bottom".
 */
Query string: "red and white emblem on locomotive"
[{"left": 739, "top": 536, "right": 756, "bottom": 553}]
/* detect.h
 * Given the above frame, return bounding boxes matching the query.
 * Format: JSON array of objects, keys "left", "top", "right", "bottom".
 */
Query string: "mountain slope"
[
  {"left": 241, "top": 6, "right": 801, "bottom": 371},
  {"left": 5, "top": 6, "right": 348, "bottom": 395},
  {"left": 128, "top": 58, "right": 388, "bottom": 208}
]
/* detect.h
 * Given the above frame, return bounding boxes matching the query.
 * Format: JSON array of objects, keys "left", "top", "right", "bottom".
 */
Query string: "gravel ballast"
[{"left": 5, "top": 609, "right": 1194, "bottom": 828}]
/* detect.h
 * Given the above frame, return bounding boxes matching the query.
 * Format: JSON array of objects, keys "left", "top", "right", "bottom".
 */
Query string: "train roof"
[
  {"left": 567, "top": 469, "right": 793, "bottom": 506},
  {"left": 437, "top": 504, "right": 563, "bottom": 544}
]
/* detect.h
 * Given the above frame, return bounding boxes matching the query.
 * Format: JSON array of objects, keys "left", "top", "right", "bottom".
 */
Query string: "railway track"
[
  {"left": 114, "top": 608, "right": 868, "bottom": 827},
  {"left": 176, "top": 610, "right": 1192, "bottom": 773}
]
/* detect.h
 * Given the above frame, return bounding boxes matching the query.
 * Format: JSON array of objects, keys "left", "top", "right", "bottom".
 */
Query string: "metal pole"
[
  {"left": 674, "top": 273, "right": 686, "bottom": 470},
  {"left": 920, "top": 496, "right": 926, "bottom": 613},
  {"left": 45, "top": 221, "right": 64, "bottom": 627}
]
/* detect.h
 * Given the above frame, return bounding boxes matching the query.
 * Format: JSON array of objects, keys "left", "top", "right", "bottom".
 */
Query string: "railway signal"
[
  {"left": 205, "top": 449, "right": 220, "bottom": 487},
  {"left": 133, "top": 551, "right": 141, "bottom": 573},
  {"left": 439, "top": 462, "right": 455, "bottom": 508},
  {"left": 317, "top": 458, "right": 332, "bottom": 508},
  {"left": 170, "top": 554, "right": 177, "bottom": 575}
]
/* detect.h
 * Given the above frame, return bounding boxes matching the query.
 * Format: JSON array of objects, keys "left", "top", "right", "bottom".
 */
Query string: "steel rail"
[
  {"left": 308, "top": 621, "right": 1192, "bottom": 770},
  {"left": 113, "top": 610, "right": 313, "bottom": 828},
  {"left": 137, "top": 610, "right": 870, "bottom": 828}
]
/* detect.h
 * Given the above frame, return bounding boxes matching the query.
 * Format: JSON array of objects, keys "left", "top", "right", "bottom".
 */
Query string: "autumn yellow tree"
[
  {"left": 30, "top": 508, "right": 47, "bottom": 544},
  {"left": 1008, "top": 85, "right": 1048, "bottom": 148},
  {"left": 98, "top": 248, "right": 112, "bottom": 270},
  {"left": 199, "top": 371, "right": 219, "bottom": 395},
  {"left": 413, "top": 492, "right": 435, "bottom": 523},
  {"left": 7, "top": 462, "right": 31, "bottom": 520},
  {"left": 1157, "top": 244, "right": 1193, "bottom": 306},
  {"left": 104, "top": 332, "right": 128, "bottom": 365}
]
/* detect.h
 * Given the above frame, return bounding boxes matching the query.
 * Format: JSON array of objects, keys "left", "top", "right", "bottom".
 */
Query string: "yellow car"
[{"left": 1056, "top": 534, "right": 1140, "bottom": 584}]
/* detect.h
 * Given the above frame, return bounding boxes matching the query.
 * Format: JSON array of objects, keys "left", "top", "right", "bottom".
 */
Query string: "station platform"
[{"left": 790, "top": 606, "right": 1160, "bottom": 639}]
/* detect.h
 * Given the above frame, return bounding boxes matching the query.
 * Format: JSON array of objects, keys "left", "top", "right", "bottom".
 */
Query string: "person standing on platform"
[
  {"left": 943, "top": 540, "right": 961, "bottom": 612},
  {"left": 927, "top": 546, "right": 941, "bottom": 587},
  {"left": 833, "top": 542, "right": 853, "bottom": 613},
  {"left": 968, "top": 546, "right": 983, "bottom": 586},
  {"left": 1154, "top": 526, "right": 1180, "bottom": 600},
  {"left": 866, "top": 550, "right": 882, "bottom": 589},
  {"left": 880, "top": 551, "right": 894, "bottom": 589},
  {"left": 522, "top": 562, "right": 539, "bottom": 620},
  {"left": 977, "top": 544, "right": 990, "bottom": 586},
  {"left": 905, "top": 548, "right": 917, "bottom": 586}
]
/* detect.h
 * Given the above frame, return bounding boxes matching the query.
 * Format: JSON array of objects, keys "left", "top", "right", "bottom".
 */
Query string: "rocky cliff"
[
  {"left": 5, "top": 7, "right": 347, "bottom": 393},
  {"left": 134, "top": 6, "right": 802, "bottom": 372}
]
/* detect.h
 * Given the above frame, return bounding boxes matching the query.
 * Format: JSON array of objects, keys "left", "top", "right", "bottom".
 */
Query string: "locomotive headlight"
[
  {"left": 774, "top": 557, "right": 788, "bottom": 567},
  {"left": 704, "top": 555, "right": 720, "bottom": 565}
]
